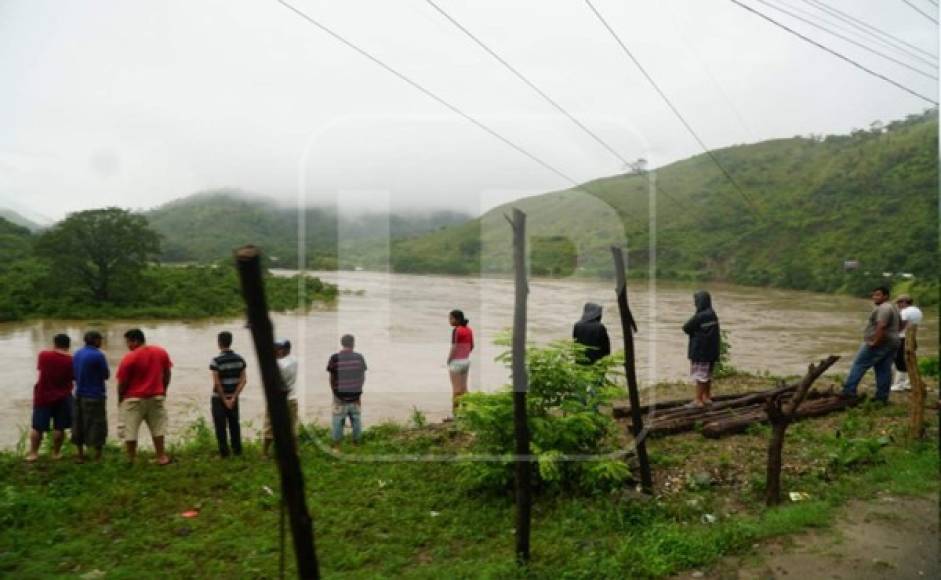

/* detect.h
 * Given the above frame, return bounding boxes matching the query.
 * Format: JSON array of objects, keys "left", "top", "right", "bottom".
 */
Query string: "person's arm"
[
  {"left": 682, "top": 314, "right": 699, "bottom": 335},
  {"left": 212, "top": 370, "right": 226, "bottom": 398},
  {"left": 118, "top": 381, "right": 127, "bottom": 402},
  {"left": 233, "top": 369, "right": 247, "bottom": 399},
  {"left": 327, "top": 356, "right": 338, "bottom": 394},
  {"left": 868, "top": 320, "right": 887, "bottom": 347},
  {"left": 163, "top": 368, "right": 172, "bottom": 393}
]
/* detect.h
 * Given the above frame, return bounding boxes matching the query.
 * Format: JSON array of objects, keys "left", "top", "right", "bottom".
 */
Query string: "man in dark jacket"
[
  {"left": 573, "top": 303, "right": 611, "bottom": 365},
  {"left": 682, "top": 290, "right": 721, "bottom": 407}
]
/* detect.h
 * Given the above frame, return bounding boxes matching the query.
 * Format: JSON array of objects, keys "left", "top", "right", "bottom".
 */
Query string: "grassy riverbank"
[{"left": 1, "top": 376, "right": 936, "bottom": 578}]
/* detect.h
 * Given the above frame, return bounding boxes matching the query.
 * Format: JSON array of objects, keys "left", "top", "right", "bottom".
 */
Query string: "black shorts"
[
  {"left": 32, "top": 396, "right": 73, "bottom": 432},
  {"left": 72, "top": 397, "right": 108, "bottom": 448},
  {"left": 894, "top": 338, "right": 907, "bottom": 372}
]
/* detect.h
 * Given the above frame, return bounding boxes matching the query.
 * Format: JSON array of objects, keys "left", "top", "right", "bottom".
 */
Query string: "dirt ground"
[{"left": 679, "top": 493, "right": 939, "bottom": 580}]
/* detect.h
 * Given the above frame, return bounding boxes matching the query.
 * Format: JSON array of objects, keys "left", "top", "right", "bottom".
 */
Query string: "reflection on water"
[{"left": 0, "top": 271, "right": 934, "bottom": 448}]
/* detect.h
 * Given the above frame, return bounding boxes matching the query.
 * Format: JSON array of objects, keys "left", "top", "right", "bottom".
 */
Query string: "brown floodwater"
[{"left": 0, "top": 271, "right": 934, "bottom": 448}]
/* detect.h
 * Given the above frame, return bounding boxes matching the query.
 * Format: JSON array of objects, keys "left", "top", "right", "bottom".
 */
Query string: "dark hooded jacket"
[
  {"left": 573, "top": 302, "right": 611, "bottom": 364},
  {"left": 682, "top": 291, "right": 720, "bottom": 362}
]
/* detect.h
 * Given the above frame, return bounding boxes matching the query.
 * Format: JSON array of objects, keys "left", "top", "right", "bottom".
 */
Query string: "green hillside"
[
  {"left": 145, "top": 190, "right": 470, "bottom": 269},
  {"left": 388, "top": 110, "right": 938, "bottom": 298},
  {"left": 0, "top": 209, "right": 43, "bottom": 232}
]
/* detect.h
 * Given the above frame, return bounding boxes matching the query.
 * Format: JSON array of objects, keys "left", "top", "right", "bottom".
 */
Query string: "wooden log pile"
[{"left": 618, "top": 383, "right": 860, "bottom": 439}]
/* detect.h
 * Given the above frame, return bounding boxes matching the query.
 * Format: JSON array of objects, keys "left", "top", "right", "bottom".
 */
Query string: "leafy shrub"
[
  {"left": 456, "top": 338, "right": 629, "bottom": 494},
  {"left": 714, "top": 329, "right": 738, "bottom": 379},
  {"left": 918, "top": 355, "right": 938, "bottom": 378}
]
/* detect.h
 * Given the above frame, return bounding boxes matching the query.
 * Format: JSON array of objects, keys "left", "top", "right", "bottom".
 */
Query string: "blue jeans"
[
  {"left": 842, "top": 342, "right": 897, "bottom": 402},
  {"left": 331, "top": 401, "right": 362, "bottom": 442}
]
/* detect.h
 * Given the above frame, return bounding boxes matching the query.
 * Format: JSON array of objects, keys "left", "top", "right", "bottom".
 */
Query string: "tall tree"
[{"left": 36, "top": 208, "right": 161, "bottom": 302}]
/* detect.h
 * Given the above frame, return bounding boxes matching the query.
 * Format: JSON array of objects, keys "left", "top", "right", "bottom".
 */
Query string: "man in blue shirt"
[{"left": 72, "top": 330, "right": 110, "bottom": 462}]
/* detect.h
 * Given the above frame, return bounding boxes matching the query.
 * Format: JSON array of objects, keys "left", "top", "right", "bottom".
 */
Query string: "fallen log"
[
  {"left": 612, "top": 391, "right": 765, "bottom": 419},
  {"left": 700, "top": 394, "right": 860, "bottom": 438}
]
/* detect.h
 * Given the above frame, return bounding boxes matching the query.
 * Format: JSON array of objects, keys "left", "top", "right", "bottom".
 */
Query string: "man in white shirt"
[
  {"left": 891, "top": 295, "right": 924, "bottom": 392},
  {"left": 263, "top": 339, "right": 300, "bottom": 457}
]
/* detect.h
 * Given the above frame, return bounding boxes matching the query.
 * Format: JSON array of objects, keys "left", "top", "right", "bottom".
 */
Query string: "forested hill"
[
  {"left": 145, "top": 190, "right": 469, "bottom": 268},
  {"left": 386, "top": 110, "right": 938, "bottom": 297}
]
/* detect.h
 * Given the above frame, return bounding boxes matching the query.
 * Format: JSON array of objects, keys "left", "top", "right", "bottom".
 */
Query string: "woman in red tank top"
[{"left": 446, "top": 309, "right": 474, "bottom": 419}]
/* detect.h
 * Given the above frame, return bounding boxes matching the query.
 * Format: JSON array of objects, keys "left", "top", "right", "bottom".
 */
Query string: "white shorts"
[{"left": 448, "top": 359, "right": 471, "bottom": 375}]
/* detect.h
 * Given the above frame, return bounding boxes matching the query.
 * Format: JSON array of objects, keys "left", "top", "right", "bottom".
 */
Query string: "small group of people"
[
  {"left": 28, "top": 328, "right": 172, "bottom": 464},
  {"left": 842, "top": 287, "right": 923, "bottom": 403},
  {"left": 572, "top": 291, "right": 721, "bottom": 408}
]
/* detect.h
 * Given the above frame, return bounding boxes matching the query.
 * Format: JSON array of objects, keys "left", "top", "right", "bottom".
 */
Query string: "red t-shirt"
[
  {"left": 34, "top": 350, "right": 74, "bottom": 407},
  {"left": 451, "top": 325, "right": 474, "bottom": 360},
  {"left": 117, "top": 345, "right": 172, "bottom": 399}
]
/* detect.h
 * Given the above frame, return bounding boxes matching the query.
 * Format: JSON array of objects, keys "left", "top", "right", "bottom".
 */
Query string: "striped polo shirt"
[{"left": 210, "top": 350, "right": 247, "bottom": 396}]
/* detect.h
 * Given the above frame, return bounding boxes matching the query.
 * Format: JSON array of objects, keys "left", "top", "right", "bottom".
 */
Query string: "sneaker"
[{"left": 890, "top": 383, "right": 910, "bottom": 392}]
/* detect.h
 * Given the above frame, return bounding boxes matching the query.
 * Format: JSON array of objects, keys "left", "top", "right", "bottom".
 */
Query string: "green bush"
[
  {"left": 919, "top": 355, "right": 939, "bottom": 378},
  {"left": 456, "top": 338, "right": 629, "bottom": 494},
  {"left": 714, "top": 329, "right": 738, "bottom": 379}
]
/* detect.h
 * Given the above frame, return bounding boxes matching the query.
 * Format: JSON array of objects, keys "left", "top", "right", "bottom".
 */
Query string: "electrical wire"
[
  {"left": 423, "top": 0, "right": 684, "bottom": 209},
  {"left": 584, "top": 0, "right": 765, "bottom": 219},
  {"left": 729, "top": 0, "right": 939, "bottom": 105},
  {"left": 754, "top": 0, "right": 937, "bottom": 79},
  {"left": 802, "top": 0, "right": 937, "bottom": 63},
  {"left": 900, "top": 0, "right": 938, "bottom": 24}
]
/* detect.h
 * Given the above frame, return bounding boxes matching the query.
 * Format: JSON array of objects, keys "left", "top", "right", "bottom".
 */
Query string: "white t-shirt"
[
  {"left": 278, "top": 355, "right": 298, "bottom": 399},
  {"left": 900, "top": 306, "right": 924, "bottom": 338}
]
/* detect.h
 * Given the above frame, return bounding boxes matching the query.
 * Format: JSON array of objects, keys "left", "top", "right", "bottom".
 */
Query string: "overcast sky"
[{"left": 1, "top": 0, "right": 937, "bottom": 222}]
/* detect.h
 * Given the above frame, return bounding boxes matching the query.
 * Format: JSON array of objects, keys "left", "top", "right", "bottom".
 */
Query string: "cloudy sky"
[{"left": 1, "top": 0, "right": 937, "bottom": 222}]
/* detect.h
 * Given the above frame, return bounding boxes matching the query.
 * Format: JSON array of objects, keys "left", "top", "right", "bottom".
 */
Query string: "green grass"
[{"left": 1, "top": 399, "right": 937, "bottom": 579}]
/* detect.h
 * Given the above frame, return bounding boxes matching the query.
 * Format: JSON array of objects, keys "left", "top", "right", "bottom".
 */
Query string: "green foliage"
[
  {"left": 390, "top": 110, "right": 938, "bottom": 295},
  {"left": 918, "top": 355, "right": 939, "bottom": 378},
  {"left": 35, "top": 208, "right": 161, "bottom": 303},
  {"left": 714, "top": 329, "right": 738, "bottom": 379},
  {"left": 457, "top": 339, "right": 629, "bottom": 493}
]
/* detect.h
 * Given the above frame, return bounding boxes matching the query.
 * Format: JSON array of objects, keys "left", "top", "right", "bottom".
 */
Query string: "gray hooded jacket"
[
  {"left": 682, "top": 291, "right": 721, "bottom": 362},
  {"left": 573, "top": 302, "right": 611, "bottom": 364}
]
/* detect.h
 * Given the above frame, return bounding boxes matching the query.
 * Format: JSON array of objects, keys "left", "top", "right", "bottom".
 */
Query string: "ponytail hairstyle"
[{"left": 449, "top": 309, "right": 469, "bottom": 326}]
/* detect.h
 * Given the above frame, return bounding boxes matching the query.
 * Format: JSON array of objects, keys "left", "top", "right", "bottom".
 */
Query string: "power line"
[
  {"left": 802, "top": 0, "right": 938, "bottom": 63},
  {"left": 729, "top": 0, "right": 939, "bottom": 105},
  {"left": 794, "top": 0, "right": 938, "bottom": 67},
  {"left": 584, "top": 0, "right": 765, "bottom": 219},
  {"left": 900, "top": 0, "right": 938, "bottom": 24},
  {"left": 755, "top": 0, "right": 937, "bottom": 79},
  {"left": 273, "top": 0, "right": 653, "bottom": 228},
  {"left": 423, "top": 0, "right": 685, "bottom": 209}
]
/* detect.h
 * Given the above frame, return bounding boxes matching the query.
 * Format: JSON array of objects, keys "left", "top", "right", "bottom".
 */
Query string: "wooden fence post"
[
  {"left": 235, "top": 246, "right": 320, "bottom": 580},
  {"left": 610, "top": 246, "right": 653, "bottom": 494},
  {"left": 507, "top": 208, "right": 532, "bottom": 564},
  {"left": 905, "top": 325, "right": 927, "bottom": 440}
]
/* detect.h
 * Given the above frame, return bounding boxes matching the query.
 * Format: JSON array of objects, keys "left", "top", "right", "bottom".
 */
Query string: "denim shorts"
[{"left": 32, "top": 396, "right": 73, "bottom": 432}]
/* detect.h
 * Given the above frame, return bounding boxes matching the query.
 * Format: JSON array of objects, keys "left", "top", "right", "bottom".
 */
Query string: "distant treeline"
[{"left": 0, "top": 209, "right": 336, "bottom": 322}]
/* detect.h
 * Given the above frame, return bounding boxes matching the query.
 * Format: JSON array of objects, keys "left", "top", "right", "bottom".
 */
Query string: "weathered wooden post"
[
  {"left": 610, "top": 246, "right": 653, "bottom": 494},
  {"left": 235, "top": 246, "right": 320, "bottom": 580},
  {"left": 905, "top": 325, "right": 927, "bottom": 440},
  {"left": 507, "top": 208, "right": 532, "bottom": 564},
  {"left": 765, "top": 355, "right": 839, "bottom": 506}
]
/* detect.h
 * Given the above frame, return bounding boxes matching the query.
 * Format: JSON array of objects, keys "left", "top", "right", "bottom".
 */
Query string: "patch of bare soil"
[{"left": 682, "top": 494, "right": 939, "bottom": 580}]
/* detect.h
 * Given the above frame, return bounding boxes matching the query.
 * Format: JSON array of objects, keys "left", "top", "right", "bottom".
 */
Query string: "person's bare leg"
[
  {"left": 703, "top": 380, "right": 713, "bottom": 405},
  {"left": 51, "top": 430, "right": 65, "bottom": 460},
  {"left": 92, "top": 446, "right": 103, "bottom": 462},
  {"left": 75, "top": 443, "right": 86, "bottom": 464},
  {"left": 263, "top": 438, "right": 272, "bottom": 457},
  {"left": 448, "top": 371, "right": 462, "bottom": 416},
  {"left": 153, "top": 436, "right": 170, "bottom": 465},
  {"left": 694, "top": 383, "right": 705, "bottom": 406},
  {"left": 26, "top": 428, "right": 42, "bottom": 462},
  {"left": 457, "top": 372, "right": 469, "bottom": 411},
  {"left": 125, "top": 441, "right": 138, "bottom": 463}
]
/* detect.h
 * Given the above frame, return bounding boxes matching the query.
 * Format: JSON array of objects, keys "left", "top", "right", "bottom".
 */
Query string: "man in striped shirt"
[
  {"left": 327, "top": 334, "right": 367, "bottom": 444},
  {"left": 210, "top": 331, "right": 247, "bottom": 457}
]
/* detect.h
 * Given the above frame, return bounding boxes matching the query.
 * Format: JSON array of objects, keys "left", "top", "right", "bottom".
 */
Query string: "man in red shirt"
[
  {"left": 116, "top": 328, "right": 173, "bottom": 465},
  {"left": 27, "top": 333, "right": 74, "bottom": 462}
]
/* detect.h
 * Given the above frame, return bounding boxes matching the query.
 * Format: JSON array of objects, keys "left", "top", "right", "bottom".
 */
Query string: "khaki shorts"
[
  {"left": 119, "top": 397, "right": 168, "bottom": 442},
  {"left": 262, "top": 398, "right": 299, "bottom": 440}
]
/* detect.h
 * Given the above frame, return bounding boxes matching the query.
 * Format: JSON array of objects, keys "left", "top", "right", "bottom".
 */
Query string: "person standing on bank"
[
  {"left": 446, "top": 309, "right": 474, "bottom": 419},
  {"left": 263, "top": 339, "right": 298, "bottom": 458},
  {"left": 26, "top": 333, "right": 74, "bottom": 462},
  {"left": 842, "top": 286, "right": 900, "bottom": 403},
  {"left": 72, "top": 331, "right": 110, "bottom": 463},
  {"left": 116, "top": 328, "right": 173, "bottom": 465},
  {"left": 573, "top": 303, "right": 611, "bottom": 365},
  {"left": 682, "top": 291, "right": 721, "bottom": 408},
  {"left": 210, "top": 331, "right": 247, "bottom": 458},
  {"left": 891, "top": 294, "right": 923, "bottom": 392},
  {"left": 327, "top": 334, "right": 367, "bottom": 445}
]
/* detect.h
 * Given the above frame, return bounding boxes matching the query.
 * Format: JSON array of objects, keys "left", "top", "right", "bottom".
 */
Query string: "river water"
[{"left": 0, "top": 271, "right": 934, "bottom": 448}]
